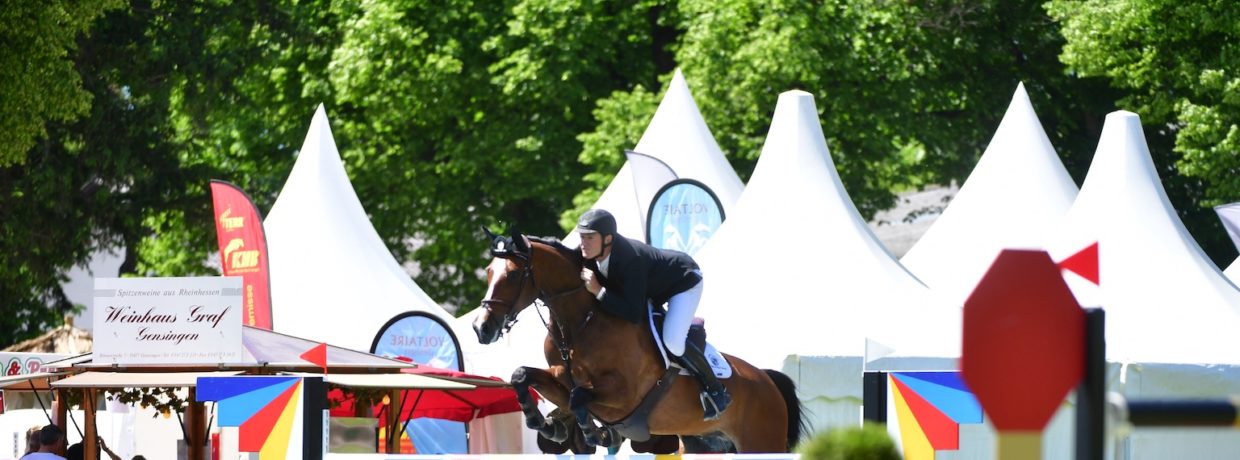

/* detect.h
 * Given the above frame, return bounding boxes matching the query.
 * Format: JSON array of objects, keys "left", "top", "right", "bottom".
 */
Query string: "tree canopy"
[{"left": 3, "top": 0, "right": 1237, "bottom": 348}]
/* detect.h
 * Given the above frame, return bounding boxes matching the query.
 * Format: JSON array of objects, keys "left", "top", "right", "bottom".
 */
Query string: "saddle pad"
[{"left": 648, "top": 304, "right": 733, "bottom": 379}]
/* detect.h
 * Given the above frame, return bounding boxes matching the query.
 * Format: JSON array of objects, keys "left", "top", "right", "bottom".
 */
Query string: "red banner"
[{"left": 210, "top": 180, "right": 273, "bottom": 329}]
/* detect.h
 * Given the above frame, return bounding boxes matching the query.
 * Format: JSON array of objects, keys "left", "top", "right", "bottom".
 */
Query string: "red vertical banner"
[{"left": 210, "top": 180, "right": 274, "bottom": 329}]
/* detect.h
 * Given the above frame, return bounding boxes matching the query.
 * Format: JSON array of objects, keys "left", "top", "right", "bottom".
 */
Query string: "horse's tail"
[{"left": 763, "top": 369, "right": 808, "bottom": 451}]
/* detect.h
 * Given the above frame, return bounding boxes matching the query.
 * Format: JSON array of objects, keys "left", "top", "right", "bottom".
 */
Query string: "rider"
[{"left": 575, "top": 208, "right": 731, "bottom": 421}]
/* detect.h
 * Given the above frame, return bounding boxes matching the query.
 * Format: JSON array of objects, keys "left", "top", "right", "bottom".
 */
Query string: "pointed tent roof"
[
  {"left": 563, "top": 69, "right": 743, "bottom": 247},
  {"left": 1047, "top": 110, "right": 1240, "bottom": 365},
  {"left": 694, "top": 90, "right": 960, "bottom": 370},
  {"left": 265, "top": 105, "right": 454, "bottom": 352},
  {"left": 901, "top": 83, "right": 1079, "bottom": 305}
]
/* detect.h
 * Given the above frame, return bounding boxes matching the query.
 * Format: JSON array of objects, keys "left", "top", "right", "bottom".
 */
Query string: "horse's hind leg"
[
  {"left": 569, "top": 386, "right": 616, "bottom": 448},
  {"left": 512, "top": 366, "right": 571, "bottom": 442}
]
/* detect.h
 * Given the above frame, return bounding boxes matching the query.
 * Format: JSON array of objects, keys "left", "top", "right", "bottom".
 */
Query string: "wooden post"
[
  {"left": 55, "top": 388, "right": 69, "bottom": 433},
  {"left": 385, "top": 389, "right": 400, "bottom": 454},
  {"left": 186, "top": 387, "right": 206, "bottom": 460},
  {"left": 84, "top": 389, "right": 97, "bottom": 460}
]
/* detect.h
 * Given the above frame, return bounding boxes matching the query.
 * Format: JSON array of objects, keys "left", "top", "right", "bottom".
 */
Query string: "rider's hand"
[{"left": 581, "top": 268, "right": 601, "bottom": 295}]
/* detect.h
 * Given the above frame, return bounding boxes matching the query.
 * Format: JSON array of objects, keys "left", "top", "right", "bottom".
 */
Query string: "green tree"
[
  {"left": 325, "top": 0, "right": 675, "bottom": 305},
  {"left": 0, "top": 0, "right": 121, "bottom": 167},
  {"left": 1048, "top": 0, "right": 1240, "bottom": 263},
  {"left": 0, "top": 0, "right": 337, "bottom": 348},
  {"left": 570, "top": 0, "right": 1118, "bottom": 229}
]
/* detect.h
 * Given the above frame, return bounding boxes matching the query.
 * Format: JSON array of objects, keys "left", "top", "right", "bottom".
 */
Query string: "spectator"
[
  {"left": 22, "top": 425, "right": 42, "bottom": 457},
  {"left": 21, "top": 424, "right": 67, "bottom": 459}
]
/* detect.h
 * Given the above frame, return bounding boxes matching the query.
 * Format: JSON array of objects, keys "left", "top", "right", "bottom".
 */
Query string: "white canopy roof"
[
  {"left": 563, "top": 69, "right": 743, "bottom": 247},
  {"left": 265, "top": 105, "right": 454, "bottom": 352},
  {"left": 1046, "top": 110, "right": 1240, "bottom": 365},
  {"left": 901, "top": 83, "right": 1079, "bottom": 305},
  {"left": 694, "top": 90, "right": 960, "bottom": 370},
  {"left": 1227, "top": 259, "right": 1240, "bottom": 283}
]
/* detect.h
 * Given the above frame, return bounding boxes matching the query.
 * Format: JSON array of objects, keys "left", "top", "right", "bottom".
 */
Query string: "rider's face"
[{"left": 580, "top": 232, "right": 609, "bottom": 259}]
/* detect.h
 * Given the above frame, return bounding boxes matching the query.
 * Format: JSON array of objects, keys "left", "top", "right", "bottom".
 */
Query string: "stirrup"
[{"left": 699, "top": 389, "right": 731, "bottom": 421}]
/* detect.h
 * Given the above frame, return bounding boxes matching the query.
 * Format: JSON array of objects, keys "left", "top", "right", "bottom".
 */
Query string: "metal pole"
[
  {"left": 862, "top": 371, "right": 887, "bottom": 423},
  {"left": 1126, "top": 400, "right": 1240, "bottom": 427},
  {"left": 1075, "top": 308, "right": 1105, "bottom": 460}
]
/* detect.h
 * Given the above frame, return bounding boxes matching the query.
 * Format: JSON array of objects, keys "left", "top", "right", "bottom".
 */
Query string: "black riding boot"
[{"left": 677, "top": 342, "right": 731, "bottom": 421}]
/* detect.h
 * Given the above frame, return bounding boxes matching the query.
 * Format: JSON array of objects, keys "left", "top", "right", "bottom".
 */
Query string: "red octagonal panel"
[{"left": 961, "top": 249, "right": 1083, "bottom": 431}]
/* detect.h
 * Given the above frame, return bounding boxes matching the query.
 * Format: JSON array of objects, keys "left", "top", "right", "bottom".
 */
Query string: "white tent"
[
  {"left": 1225, "top": 258, "right": 1240, "bottom": 283},
  {"left": 562, "top": 69, "right": 744, "bottom": 247},
  {"left": 901, "top": 83, "right": 1079, "bottom": 305},
  {"left": 1046, "top": 110, "right": 1240, "bottom": 458},
  {"left": 693, "top": 90, "right": 960, "bottom": 434},
  {"left": 265, "top": 105, "right": 455, "bottom": 353}
]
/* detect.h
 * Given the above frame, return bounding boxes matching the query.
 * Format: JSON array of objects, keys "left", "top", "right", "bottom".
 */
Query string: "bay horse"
[{"left": 473, "top": 231, "right": 806, "bottom": 453}]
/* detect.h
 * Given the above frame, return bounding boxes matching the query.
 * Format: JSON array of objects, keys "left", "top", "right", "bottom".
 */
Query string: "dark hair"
[
  {"left": 66, "top": 442, "right": 86, "bottom": 460},
  {"left": 38, "top": 424, "right": 63, "bottom": 446}
]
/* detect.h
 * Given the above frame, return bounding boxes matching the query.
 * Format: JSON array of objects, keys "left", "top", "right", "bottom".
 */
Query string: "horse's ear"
[
  {"left": 510, "top": 229, "right": 530, "bottom": 254},
  {"left": 485, "top": 226, "right": 515, "bottom": 258},
  {"left": 482, "top": 225, "right": 499, "bottom": 242}
]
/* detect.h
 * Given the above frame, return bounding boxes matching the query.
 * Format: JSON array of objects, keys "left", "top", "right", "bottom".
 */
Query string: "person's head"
[
  {"left": 66, "top": 441, "right": 86, "bottom": 460},
  {"left": 133, "top": 456, "right": 148, "bottom": 460},
  {"left": 577, "top": 209, "right": 617, "bottom": 260},
  {"left": 38, "top": 424, "right": 66, "bottom": 454},
  {"left": 24, "top": 425, "right": 42, "bottom": 454}
]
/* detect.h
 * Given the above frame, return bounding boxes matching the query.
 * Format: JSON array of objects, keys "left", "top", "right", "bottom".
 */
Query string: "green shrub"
[{"left": 797, "top": 424, "right": 900, "bottom": 460}]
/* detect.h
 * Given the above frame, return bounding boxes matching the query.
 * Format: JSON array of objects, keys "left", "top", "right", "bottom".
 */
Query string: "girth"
[{"left": 599, "top": 367, "right": 680, "bottom": 442}]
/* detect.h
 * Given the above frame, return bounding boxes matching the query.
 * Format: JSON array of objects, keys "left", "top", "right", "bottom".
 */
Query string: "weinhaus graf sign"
[{"left": 93, "top": 277, "right": 244, "bottom": 364}]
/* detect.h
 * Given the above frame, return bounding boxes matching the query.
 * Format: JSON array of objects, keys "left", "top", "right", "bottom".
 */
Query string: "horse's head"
[{"left": 474, "top": 228, "right": 540, "bottom": 344}]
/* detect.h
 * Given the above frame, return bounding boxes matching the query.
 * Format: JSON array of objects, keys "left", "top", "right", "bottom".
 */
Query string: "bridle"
[
  {"left": 479, "top": 240, "right": 591, "bottom": 366},
  {"left": 479, "top": 252, "right": 534, "bottom": 336}
]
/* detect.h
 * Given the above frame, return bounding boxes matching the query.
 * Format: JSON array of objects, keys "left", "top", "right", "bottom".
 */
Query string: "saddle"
[{"left": 649, "top": 308, "right": 732, "bottom": 379}]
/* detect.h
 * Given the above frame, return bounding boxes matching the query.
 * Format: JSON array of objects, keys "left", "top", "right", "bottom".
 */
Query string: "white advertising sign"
[
  {"left": 0, "top": 352, "right": 68, "bottom": 376},
  {"left": 93, "top": 277, "right": 244, "bottom": 364}
]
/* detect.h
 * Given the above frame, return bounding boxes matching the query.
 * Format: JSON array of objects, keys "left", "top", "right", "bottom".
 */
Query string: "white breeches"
[{"left": 663, "top": 272, "right": 704, "bottom": 357}]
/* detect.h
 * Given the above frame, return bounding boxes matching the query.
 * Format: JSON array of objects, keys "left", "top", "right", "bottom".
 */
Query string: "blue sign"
[
  {"left": 371, "top": 312, "right": 467, "bottom": 454},
  {"left": 646, "top": 179, "right": 725, "bottom": 256}
]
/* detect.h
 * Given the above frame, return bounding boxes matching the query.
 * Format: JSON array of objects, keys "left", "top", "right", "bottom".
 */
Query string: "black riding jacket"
[{"left": 584, "top": 236, "right": 702, "bottom": 324}]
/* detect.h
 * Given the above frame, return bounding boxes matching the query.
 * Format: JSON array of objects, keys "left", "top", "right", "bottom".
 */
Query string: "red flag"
[
  {"left": 210, "top": 180, "right": 274, "bottom": 329},
  {"left": 1058, "top": 242, "right": 1099, "bottom": 285},
  {"left": 300, "top": 343, "right": 328, "bottom": 374}
]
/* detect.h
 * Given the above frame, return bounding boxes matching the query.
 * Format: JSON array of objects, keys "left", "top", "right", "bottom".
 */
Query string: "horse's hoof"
[
  {"left": 526, "top": 415, "right": 544, "bottom": 430},
  {"left": 541, "top": 420, "right": 569, "bottom": 443},
  {"left": 581, "top": 427, "right": 614, "bottom": 448}
]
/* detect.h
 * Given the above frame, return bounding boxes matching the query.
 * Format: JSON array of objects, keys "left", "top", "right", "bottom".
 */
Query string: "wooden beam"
[
  {"left": 186, "top": 387, "right": 206, "bottom": 460},
  {"left": 84, "top": 389, "right": 97, "bottom": 460}
]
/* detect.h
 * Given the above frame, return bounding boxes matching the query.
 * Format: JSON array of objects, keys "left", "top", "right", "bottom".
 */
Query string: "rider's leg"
[
  {"left": 663, "top": 272, "right": 703, "bottom": 356},
  {"left": 665, "top": 274, "right": 731, "bottom": 420}
]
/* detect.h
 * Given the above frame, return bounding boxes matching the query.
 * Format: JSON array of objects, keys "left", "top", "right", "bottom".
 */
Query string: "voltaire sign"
[{"left": 93, "top": 277, "right": 244, "bottom": 364}]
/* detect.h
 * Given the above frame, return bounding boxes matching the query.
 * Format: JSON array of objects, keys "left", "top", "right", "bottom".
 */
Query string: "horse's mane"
[{"left": 527, "top": 235, "right": 583, "bottom": 266}]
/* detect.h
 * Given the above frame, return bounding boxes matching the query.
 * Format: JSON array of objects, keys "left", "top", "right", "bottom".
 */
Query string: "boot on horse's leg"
[{"left": 677, "top": 342, "right": 732, "bottom": 421}]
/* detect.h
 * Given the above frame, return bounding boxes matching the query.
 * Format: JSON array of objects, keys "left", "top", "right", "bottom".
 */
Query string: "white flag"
[
  {"left": 625, "top": 150, "right": 678, "bottom": 232},
  {"left": 1214, "top": 202, "right": 1240, "bottom": 252}
]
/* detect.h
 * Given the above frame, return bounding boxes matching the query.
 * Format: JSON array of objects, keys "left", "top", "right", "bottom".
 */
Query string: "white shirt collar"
[{"left": 597, "top": 252, "right": 611, "bottom": 278}]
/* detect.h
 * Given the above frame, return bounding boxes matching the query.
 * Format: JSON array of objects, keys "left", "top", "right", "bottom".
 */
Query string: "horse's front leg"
[
  {"left": 512, "top": 366, "right": 571, "bottom": 442},
  {"left": 569, "top": 386, "right": 617, "bottom": 448}
]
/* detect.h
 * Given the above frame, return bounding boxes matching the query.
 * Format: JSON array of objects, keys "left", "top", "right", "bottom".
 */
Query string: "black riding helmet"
[{"left": 576, "top": 209, "right": 617, "bottom": 236}]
